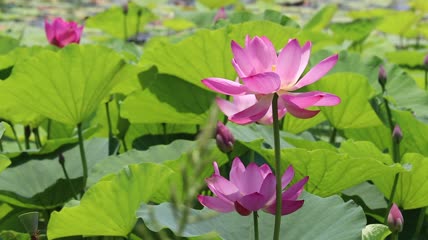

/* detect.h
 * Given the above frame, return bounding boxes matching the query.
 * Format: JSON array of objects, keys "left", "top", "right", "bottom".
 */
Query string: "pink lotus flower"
[
  {"left": 202, "top": 36, "right": 340, "bottom": 124},
  {"left": 198, "top": 157, "right": 308, "bottom": 216},
  {"left": 44, "top": 17, "right": 84, "bottom": 48},
  {"left": 387, "top": 203, "right": 404, "bottom": 233}
]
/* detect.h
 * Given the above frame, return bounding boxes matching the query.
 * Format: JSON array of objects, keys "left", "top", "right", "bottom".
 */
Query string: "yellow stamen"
[{"left": 271, "top": 65, "right": 276, "bottom": 71}]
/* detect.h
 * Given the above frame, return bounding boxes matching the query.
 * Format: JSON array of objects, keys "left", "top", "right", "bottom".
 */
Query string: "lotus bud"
[
  {"left": 392, "top": 124, "right": 403, "bottom": 144},
  {"left": 122, "top": 2, "right": 129, "bottom": 15},
  {"left": 58, "top": 153, "right": 65, "bottom": 166},
  {"left": 378, "top": 65, "right": 387, "bottom": 91},
  {"left": 214, "top": 7, "right": 227, "bottom": 23},
  {"left": 215, "top": 122, "right": 235, "bottom": 153},
  {"left": 387, "top": 203, "right": 404, "bottom": 233}
]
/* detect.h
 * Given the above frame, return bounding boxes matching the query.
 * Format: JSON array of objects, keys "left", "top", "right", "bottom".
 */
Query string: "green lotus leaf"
[
  {"left": 47, "top": 163, "right": 175, "bottom": 239},
  {"left": 303, "top": 4, "right": 338, "bottom": 32},
  {"left": 138, "top": 192, "right": 366, "bottom": 240},
  {"left": 4, "top": 45, "right": 126, "bottom": 126}
]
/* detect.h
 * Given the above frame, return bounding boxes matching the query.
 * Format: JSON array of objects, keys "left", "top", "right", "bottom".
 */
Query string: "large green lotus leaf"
[
  {"left": 0, "top": 204, "right": 29, "bottom": 232},
  {"left": 0, "top": 138, "right": 108, "bottom": 209},
  {"left": 47, "top": 163, "right": 175, "bottom": 239},
  {"left": 316, "top": 51, "right": 428, "bottom": 117},
  {"left": 342, "top": 182, "right": 387, "bottom": 210},
  {"left": 86, "top": 3, "right": 155, "bottom": 39},
  {"left": 385, "top": 50, "right": 426, "bottom": 67},
  {"left": 4, "top": 45, "right": 126, "bottom": 126},
  {"left": 0, "top": 122, "right": 4, "bottom": 139},
  {"left": 283, "top": 147, "right": 401, "bottom": 197},
  {"left": 138, "top": 192, "right": 366, "bottom": 240},
  {"left": 362, "top": 224, "right": 391, "bottom": 240},
  {"left": 373, "top": 153, "right": 428, "bottom": 209},
  {"left": 309, "top": 72, "right": 383, "bottom": 129},
  {"left": 237, "top": 138, "right": 401, "bottom": 197},
  {"left": 197, "top": 0, "right": 237, "bottom": 9},
  {"left": 330, "top": 18, "right": 379, "bottom": 42},
  {"left": 377, "top": 11, "right": 421, "bottom": 35},
  {"left": 384, "top": 65, "right": 428, "bottom": 117},
  {"left": 121, "top": 71, "right": 215, "bottom": 124},
  {"left": 89, "top": 139, "right": 226, "bottom": 188},
  {"left": 344, "top": 125, "right": 391, "bottom": 153},
  {"left": 303, "top": 4, "right": 337, "bottom": 32},
  {"left": 141, "top": 20, "right": 298, "bottom": 89}
]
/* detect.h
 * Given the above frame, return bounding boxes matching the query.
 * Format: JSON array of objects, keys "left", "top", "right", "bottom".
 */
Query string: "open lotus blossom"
[
  {"left": 45, "top": 17, "right": 84, "bottom": 48},
  {"left": 198, "top": 157, "right": 308, "bottom": 216},
  {"left": 202, "top": 36, "right": 341, "bottom": 124}
]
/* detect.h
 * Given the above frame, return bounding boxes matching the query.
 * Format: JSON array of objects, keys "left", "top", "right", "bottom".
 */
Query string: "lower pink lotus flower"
[
  {"left": 45, "top": 17, "right": 84, "bottom": 48},
  {"left": 202, "top": 36, "right": 340, "bottom": 124},
  {"left": 198, "top": 157, "right": 308, "bottom": 216}
]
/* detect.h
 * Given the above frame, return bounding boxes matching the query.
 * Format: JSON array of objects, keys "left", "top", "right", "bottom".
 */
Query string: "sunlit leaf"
[
  {"left": 138, "top": 192, "right": 366, "bottom": 240},
  {"left": 362, "top": 224, "right": 391, "bottom": 240},
  {"left": 309, "top": 72, "right": 383, "bottom": 129},
  {"left": 303, "top": 4, "right": 338, "bottom": 31},
  {"left": 4, "top": 45, "right": 126, "bottom": 126},
  {"left": 47, "top": 163, "right": 175, "bottom": 238}
]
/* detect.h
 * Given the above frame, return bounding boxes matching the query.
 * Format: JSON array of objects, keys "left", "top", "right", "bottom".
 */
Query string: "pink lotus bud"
[
  {"left": 44, "top": 17, "right": 84, "bottom": 48},
  {"left": 213, "top": 7, "right": 227, "bottom": 23},
  {"left": 392, "top": 124, "right": 403, "bottom": 144},
  {"left": 378, "top": 65, "right": 387, "bottom": 89},
  {"left": 387, "top": 203, "right": 404, "bottom": 233},
  {"left": 216, "top": 122, "right": 235, "bottom": 153}
]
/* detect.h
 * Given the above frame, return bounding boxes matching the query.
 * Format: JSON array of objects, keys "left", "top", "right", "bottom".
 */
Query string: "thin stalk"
[
  {"left": 391, "top": 232, "right": 398, "bottom": 240},
  {"left": 272, "top": 93, "right": 282, "bottom": 240},
  {"left": 329, "top": 127, "right": 337, "bottom": 145},
  {"left": 384, "top": 173, "right": 400, "bottom": 223},
  {"left": 11, "top": 124, "right": 22, "bottom": 151},
  {"left": 121, "top": 138, "right": 128, "bottom": 152},
  {"left": 24, "top": 135, "right": 30, "bottom": 150},
  {"left": 105, "top": 101, "right": 114, "bottom": 155},
  {"left": 424, "top": 69, "right": 427, "bottom": 91},
  {"left": 253, "top": 211, "right": 259, "bottom": 240},
  {"left": 0, "top": 140, "right": 3, "bottom": 152},
  {"left": 222, "top": 95, "right": 231, "bottom": 125},
  {"left": 162, "top": 123, "right": 168, "bottom": 144},
  {"left": 123, "top": 14, "right": 128, "bottom": 40},
  {"left": 77, "top": 123, "right": 88, "bottom": 193},
  {"left": 413, "top": 207, "right": 426, "bottom": 240},
  {"left": 59, "top": 156, "right": 78, "bottom": 200},
  {"left": 47, "top": 119, "right": 52, "bottom": 139},
  {"left": 32, "top": 128, "right": 42, "bottom": 148},
  {"left": 136, "top": 10, "right": 142, "bottom": 36}
]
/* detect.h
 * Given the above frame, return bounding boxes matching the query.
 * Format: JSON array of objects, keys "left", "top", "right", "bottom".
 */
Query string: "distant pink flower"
[
  {"left": 198, "top": 157, "right": 308, "bottom": 216},
  {"left": 202, "top": 36, "right": 340, "bottom": 124},
  {"left": 216, "top": 122, "right": 235, "bottom": 153},
  {"left": 214, "top": 7, "right": 227, "bottom": 23},
  {"left": 44, "top": 17, "right": 84, "bottom": 48},
  {"left": 387, "top": 203, "right": 404, "bottom": 233}
]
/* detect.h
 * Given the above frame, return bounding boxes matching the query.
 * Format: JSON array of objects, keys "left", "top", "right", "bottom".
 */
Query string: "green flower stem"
[
  {"left": 47, "top": 119, "right": 52, "bottom": 139},
  {"left": 77, "top": 123, "right": 88, "bottom": 193},
  {"left": 391, "top": 232, "right": 398, "bottom": 240},
  {"left": 24, "top": 134, "right": 30, "bottom": 150},
  {"left": 11, "top": 124, "right": 22, "bottom": 151},
  {"left": 0, "top": 140, "right": 3, "bottom": 152},
  {"left": 105, "top": 101, "right": 114, "bottom": 155},
  {"left": 222, "top": 95, "right": 231, "bottom": 125},
  {"left": 382, "top": 95, "right": 401, "bottom": 224},
  {"left": 121, "top": 138, "right": 128, "bottom": 152},
  {"left": 329, "top": 127, "right": 337, "bottom": 145},
  {"left": 272, "top": 93, "right": 282, "bottom": 240},
  {"left": 424, "top": 69, "right": 427, "bottom": 91},
  {"left": 32, "top": 128, "right": 42, "bottom": 148},
  {"left": 253, "top": 211, "right": 259, "bottom": 240},
  {"left": 413, "top": 207, "right": 426, "bottom": 240},
  {"left": 123, "top": 14, "right": 128, "bottom": 40},
  {"left": 59, "top": 156, "right": 78, "bottom": 200}
]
